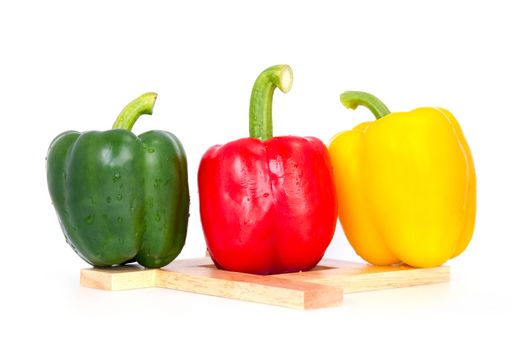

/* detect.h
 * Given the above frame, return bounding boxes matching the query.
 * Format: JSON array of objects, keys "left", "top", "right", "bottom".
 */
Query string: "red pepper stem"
[
  {"left": 112, "top": 92, "right": 158, "bottom": 131},
  {"left": 340, "top": 91, "right": 391, "bottom": 120},
  {"left": 249, "top": 65, "right": 293, "bottom": 140}
]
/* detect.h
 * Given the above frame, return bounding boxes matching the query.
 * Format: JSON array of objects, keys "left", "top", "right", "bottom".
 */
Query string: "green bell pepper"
[{"left": 47, "top": 93, "right": 189, "bottom": 268}]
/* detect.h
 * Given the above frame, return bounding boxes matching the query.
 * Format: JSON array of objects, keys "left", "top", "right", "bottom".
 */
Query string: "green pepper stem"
[
  {"left": 249, "top": 65, "right": 293, "bottom": 140},
  {"left": 340, "top": 91, "right": 391, "bottom": 120},
  {"left": 112, "top": 92, "right": 158, "bottom": 131}
]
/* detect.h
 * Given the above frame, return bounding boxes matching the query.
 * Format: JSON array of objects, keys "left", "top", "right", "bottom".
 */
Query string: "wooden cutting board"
[{"left": 80, "top": 257, "right": 449, "bottom": 309}]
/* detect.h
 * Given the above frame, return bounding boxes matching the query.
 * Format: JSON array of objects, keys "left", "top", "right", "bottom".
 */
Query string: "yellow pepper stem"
[{"left": 340, "top": 91, "right": 390, "bottom": 120}]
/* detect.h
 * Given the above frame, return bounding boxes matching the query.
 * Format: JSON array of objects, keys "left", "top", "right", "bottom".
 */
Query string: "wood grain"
[{"left": 80, "top": 257, "right": 449, "bottom": 309}]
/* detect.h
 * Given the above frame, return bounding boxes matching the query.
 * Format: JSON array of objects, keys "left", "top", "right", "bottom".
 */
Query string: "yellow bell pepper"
[{"left": 328, "top": 91, "right": 476, "bottom": 267}]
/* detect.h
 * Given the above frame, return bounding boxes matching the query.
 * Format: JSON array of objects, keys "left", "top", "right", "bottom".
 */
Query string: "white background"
[{"left": 1, "top": 0, "right": 523, "bottom": 348}]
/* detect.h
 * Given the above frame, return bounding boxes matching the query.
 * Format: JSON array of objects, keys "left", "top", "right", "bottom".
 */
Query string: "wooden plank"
[
  {"left": 277, "top": 260, "right": 450, "bottom": 293},
  {"left": 80, "top": 266, "right": 157, "bottom": 291},
  {"left": 157, "top": 266, "right": 343, "bottom": 309},
  {"left": 79, "top": 258, "right": 450, "bottom": 309}
]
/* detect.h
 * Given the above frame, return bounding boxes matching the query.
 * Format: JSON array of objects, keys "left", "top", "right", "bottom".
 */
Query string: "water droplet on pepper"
[{"left": 84, "top": 214, "right": 94, "bottom": 224}]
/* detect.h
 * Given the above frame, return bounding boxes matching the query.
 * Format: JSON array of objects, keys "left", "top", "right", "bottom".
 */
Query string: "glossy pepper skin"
[
  {"left": 198, "top": 65, "right": 337, "bottom": 275},
  {"left": 47, "top": 93, "right": 189, "bottom": 268},
  {"left": 329, "top": 91, "right": 476, "bottom": 268}
]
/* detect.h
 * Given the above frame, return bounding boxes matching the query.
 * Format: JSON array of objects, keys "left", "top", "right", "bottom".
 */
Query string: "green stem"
[
  {"left": 112, "top": 92, "right": 158, "bottom": 131},
  {"left": 340, "top": 91, "right": 391, "bottom": 120},
  {"left": 249, "top": 65, "right": 293, "bottom": 140}
]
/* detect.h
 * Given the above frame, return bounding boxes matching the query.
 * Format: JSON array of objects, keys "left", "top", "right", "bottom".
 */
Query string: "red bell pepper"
[{"left": 198, "top": 65, "right": 337, "bottom": 275}]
